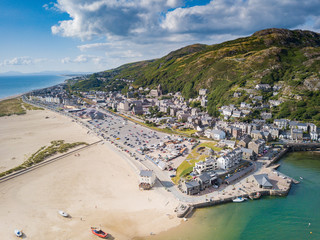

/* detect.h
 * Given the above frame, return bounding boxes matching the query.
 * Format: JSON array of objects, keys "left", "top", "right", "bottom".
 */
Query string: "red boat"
[{"left": 91, "top": 227, "right": 108, "bottom": 238}]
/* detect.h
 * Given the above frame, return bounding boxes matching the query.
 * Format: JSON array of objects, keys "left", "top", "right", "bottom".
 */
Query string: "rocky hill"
[{"left": 71, "top": 28, "right": 320, "bottom": 123}]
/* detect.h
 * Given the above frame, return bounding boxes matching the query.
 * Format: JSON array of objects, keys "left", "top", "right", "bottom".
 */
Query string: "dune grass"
[
  {"left": 0, "top": 140, "right": 87, "bottom": 178},
  {"left": 0, "top": 97, "right": 42, "bottom": 117}
]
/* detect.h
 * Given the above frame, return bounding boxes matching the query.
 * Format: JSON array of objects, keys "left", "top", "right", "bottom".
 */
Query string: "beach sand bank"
[
  {"left": 0, "top": 109, "right": 98, "bottom": 172},
  {"left": 0, "top": 110, "right": 180, "bottom": 239}
]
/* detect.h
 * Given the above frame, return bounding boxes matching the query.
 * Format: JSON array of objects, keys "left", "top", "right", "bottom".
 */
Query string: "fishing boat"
[
  {"left": 233, "top": 197, "right": 246, "bottom": 203},
  {"left": 58, "top": 210, "right": 69, "bottom": 217},
  {"left": 91, "top": 227, "right": 108, "bottom": 238},
  {"left": 14, "top": 229, "right": 23, "bottom": 237}
]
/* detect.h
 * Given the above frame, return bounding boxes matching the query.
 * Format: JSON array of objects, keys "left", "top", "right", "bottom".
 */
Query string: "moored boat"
[
  {"left": 253, "top": 192, "right": 261, "bottom": 199},
  {"left": 233, "top": 197, "right": 246, "bottom": 203},
  {"left": 14, "top": 229, "right": 23, "bottom": 237},
  {"left": 249, "top": 192, "right": 261, "bottom": 200},
  {"left": 91, "top": 227, "right": 108, "bottom": 238}
]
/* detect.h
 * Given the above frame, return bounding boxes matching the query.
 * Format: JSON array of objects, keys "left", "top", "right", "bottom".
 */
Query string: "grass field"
[
  {"left": 0, "top": 98, "right": 43, "bottom": 117},
  {"left": 172, "top": 141, "right": 223, "bottom": 184}
]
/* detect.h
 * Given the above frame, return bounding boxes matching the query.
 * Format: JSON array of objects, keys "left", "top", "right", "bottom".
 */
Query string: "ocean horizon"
[{"left": 0, "top": 75, "right": 68, "bottom": 100}]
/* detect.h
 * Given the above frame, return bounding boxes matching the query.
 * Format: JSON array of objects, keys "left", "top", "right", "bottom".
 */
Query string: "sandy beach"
[{"left": 0, "top": 109, "right": 180, "bottom": 239}]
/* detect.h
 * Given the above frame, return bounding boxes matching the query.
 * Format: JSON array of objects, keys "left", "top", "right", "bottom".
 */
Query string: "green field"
[{"left": 172, "top": 141, "right": 222, "bottom": 184}]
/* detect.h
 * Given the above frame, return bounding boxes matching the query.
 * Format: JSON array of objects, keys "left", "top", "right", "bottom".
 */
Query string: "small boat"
[
  {"left": 91, "top": 227, "right": 108, "bottom": 238},
  {"left": 14, "top": 229, "right": 23, "bottom": 237},
  {"left": 252, "top": 192, "right": 261, "bottom": 200},
  {"left": 300, "top": 177, "right": 303, "bottom": 180},
  {"left": 58, "top": 210, "right": 69, "bottom": 217},
  {"left": 233, "top": 197, "right": 246, "bottom": 203}
]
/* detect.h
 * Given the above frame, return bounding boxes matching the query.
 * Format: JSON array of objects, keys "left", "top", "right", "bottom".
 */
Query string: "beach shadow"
[
  {"left": 107, "top": 234, "right": 115, "bottom": 240},
  {"left": 21, "top": 233, "right": 27, "bottom": 239}
]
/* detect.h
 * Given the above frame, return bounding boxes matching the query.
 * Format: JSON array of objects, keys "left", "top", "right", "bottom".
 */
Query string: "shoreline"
[
  {"left": 0, "top": 75, "right": 68, "bottom": 101},
  {"left": 0, "top": 107, "right": 181, "bottom": 239},
  {"left": 22, "top": 98, "right": 299, "bottom": 211}
]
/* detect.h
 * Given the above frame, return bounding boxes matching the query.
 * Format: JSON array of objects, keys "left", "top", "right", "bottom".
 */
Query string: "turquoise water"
[
  {"left": 0, "top": 75, "right": 67, "bottom": 99},
  {"left": 144, "top": 152, "right": 320, "bottom": 240}
]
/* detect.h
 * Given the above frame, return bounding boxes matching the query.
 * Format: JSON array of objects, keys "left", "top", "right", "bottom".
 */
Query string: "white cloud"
[
  {"left": 78, "top": 42, "right": 112, "bottom": 51},
  {"left": 61, "top": 55, "right": 104, "bottom": 65},
  {"left": 61, "top": 57, "right": 72, "bottom": 64},
  {"left": 50, "top": 0, "right": 320, "bottom": 71},
  {"left": 0, "top": 57, "right": 47, "bottom": 66},
  {"left": 43, "top": 2, "right": 60, "bottom": 11},
  {"left": 161, "top": 0, "right": 320, "bottom": 36},
  {"left": 52, "top": 0, "right": 320, "bottom": 42}
]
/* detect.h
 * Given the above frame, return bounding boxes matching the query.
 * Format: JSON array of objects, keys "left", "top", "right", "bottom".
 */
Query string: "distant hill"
[{"left": 71, "top": 28, "right": 320, "bottom": 123}]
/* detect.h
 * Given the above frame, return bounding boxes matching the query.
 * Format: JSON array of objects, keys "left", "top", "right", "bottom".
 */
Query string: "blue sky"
[{"left": 1, "top": 0, "right": 320, "bottom": 74}]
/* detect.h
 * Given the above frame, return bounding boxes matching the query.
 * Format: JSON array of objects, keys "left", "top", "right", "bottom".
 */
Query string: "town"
[{"left": 22, "top": 76, "right": 320, "bottom": 215}]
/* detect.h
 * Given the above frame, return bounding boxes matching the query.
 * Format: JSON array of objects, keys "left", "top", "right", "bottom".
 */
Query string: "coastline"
[
  {"left": 1, "top": 89, "right": 317, "bottom": 239},
  {"left": 0, "top": 108, "right": 181, "bottom": 239},
  {"left": 0, "top": 75, "right": 67, "bottom": 101}
]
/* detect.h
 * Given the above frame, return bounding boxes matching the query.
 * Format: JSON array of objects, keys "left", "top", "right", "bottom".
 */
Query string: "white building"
[
  {"left": 205, "top": 129, "right": 226, "bottom": 140},
  {"left": 193, "top": 157, "right": 218, "bottom": 174},
  {"left": 118, "top": 100, "right": 130, "bottom": 111},
  {"left": 139, "top": 170, "right": 156, "bottom": 189},
  {"left": 199, "top": 89, "right": 208, "bottom": 96},
  {"left": 217, "top": 149, "right": 242, "bottom": 170}
]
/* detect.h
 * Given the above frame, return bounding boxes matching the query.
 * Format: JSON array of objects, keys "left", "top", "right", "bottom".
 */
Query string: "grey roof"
[
  {"left": 254, "top": 174, "right": 273, "bottom": 187},
  {"left": 185, "top": 180, "right": 200, "bottom": 188},
  {"left": 241, "top": 148, "right": 253, "bottom": 154},
  {"left": 198, "top": 173, "right": 211, "bottom": 182},
  {"left": 140, "top": 170, "right": 153, "bottom": 177},
  {"left": 225, "top": 165, "right": 254, "bottom": 184}
]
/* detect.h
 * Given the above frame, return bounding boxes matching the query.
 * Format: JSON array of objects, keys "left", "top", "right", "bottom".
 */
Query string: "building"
[
  {"left": 204, "top": 129, "right": 226, "bottom": 140},
  {"left": 139, "top": 170, "right": 156, "bottom": 190},
  {"left": 217, "top": 149, "right": 242, "bottom": 170},
  {"left": 274, "top": 119, "right": 288, "bottom": 129},
  {"left": 198, "top": 172, "right": 212, "bottom": 190},
  {"left": 193, "top": 157, "right": 218, "bottom": 174},
  {"left": 310, "top": 131, "right": 319, "bottom": 141},
  {"left": 290, "top": 128, "right": 303, "bottom": 140},
  {"left": 254, "top": 174, "right": 273, "bottom": 189},
  {"left": 248, "top": 139, "right": 265, "bottom": 155},
  {"left": 232, "top": 127, "right": 242, "bottom": 139},
  {"left": 255, "top": 84, "right": 271, "bottom": 91},
  {"left": 181, "top": 180, "right": 200, "bottom": 195},
  {"left": 238, "top": 135, "right": 252, "bottom": 148},
  {"left": 199, "top": 89, "right": 208, "bottom": 96},
  {"left": 118, "top": 100, "right": 130, "bottom": 111},
  {"left": 241, "top": 148, "right": 256, "bottom": 160}
]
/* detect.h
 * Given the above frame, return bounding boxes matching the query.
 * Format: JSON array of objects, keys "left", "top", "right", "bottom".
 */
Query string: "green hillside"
[{"left": 70, "top": 28, "right": 320, "bottom": 123}]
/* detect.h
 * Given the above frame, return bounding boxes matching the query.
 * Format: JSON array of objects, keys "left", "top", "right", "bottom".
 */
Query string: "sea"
[
  {"left": 142, "top": 152, "right": 320, "bottom": 240},
  {"left": 0, "top": 75, "right": 68, "bottom": 99}
]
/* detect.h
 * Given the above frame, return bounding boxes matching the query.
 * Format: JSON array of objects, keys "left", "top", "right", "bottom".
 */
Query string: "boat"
[
  {"left": 14, "top": 229, "right": 23, "bottom": 237},
  {"left": 250, "top": 192, "right": 261, "bottom": 200},
  {"left": 300, "top": 177, "right": 304, "bottom": 180},
  {"left": 58, "top": 210, "right": 69, "bottom": 217},
  {"left": 233, "top": 197, "right": 246, "bottom": 203},
  {"left": 91, "top": 227, "right": 108, "bottom": 238}
]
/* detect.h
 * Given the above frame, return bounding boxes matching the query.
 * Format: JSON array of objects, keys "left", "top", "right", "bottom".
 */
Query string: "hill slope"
[{"left": 72, "top": 28, "right": 320, "bottom": 122}]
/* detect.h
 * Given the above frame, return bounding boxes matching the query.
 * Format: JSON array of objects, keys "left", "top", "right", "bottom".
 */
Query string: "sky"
[{"left": 1, "top": 0, "right": 320, "bottom": 74}]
